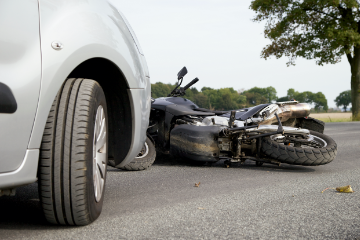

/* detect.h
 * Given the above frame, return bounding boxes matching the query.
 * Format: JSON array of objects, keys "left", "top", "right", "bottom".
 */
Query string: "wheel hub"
[
  {"left": 93, "top": 105, "right": 106, "bottom": 202},
  {"left": 136, "top": 142, "right": 149, "bottom": 159}
]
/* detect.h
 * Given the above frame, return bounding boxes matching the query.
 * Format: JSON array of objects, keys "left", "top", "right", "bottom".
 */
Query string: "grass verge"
[{"left": 317, "top": 117, "right": 358, "bottom": 123}]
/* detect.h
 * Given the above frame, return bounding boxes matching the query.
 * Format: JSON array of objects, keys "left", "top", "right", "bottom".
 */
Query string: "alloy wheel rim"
[
  {"left": 271, "top": 134, "right": 327, "bottom": 148},
  {"left": 93, "top": 105, "right": 107, "bottom": 202},
  {"left": 136, "top": 142, "right": 149, "bottom": 159}
]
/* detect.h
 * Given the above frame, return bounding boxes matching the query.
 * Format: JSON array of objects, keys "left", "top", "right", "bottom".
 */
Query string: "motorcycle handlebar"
[{"left": 183, "top": 78, "right": 199, "bottom": 91}]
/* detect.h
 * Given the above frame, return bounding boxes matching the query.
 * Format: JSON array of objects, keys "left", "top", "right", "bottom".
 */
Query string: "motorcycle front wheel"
[
  {"left": 116, "top": 136, "right": 156, "bottom": 171},
  {"left": 260, "top": 130, "right": 337, "bottom": 166}
]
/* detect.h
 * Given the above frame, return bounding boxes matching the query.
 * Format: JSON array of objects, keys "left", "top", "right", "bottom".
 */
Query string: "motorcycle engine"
[{"left": 202, "top": 116, "right": 245, "bottom": 127}]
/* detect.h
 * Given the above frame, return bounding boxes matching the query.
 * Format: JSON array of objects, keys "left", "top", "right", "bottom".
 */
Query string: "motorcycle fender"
[{"left": 170, "top": 125, "right": 222, "bottom": 162}]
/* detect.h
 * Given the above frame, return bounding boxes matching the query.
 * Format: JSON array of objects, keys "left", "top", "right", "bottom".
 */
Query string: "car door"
[{"left": 0, "top": 0, "right": 41, "bottom": 173}]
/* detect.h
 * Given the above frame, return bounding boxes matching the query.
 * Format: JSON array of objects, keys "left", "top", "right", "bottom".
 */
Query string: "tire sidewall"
[
  {"left": 265, "top": 130, "right": 336, "bottom": 152},
  {"left": 261, "top": 130, "right": 337, "bottom": 165}
]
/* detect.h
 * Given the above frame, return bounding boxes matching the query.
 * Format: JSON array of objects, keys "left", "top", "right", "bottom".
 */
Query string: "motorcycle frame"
[{"left": 148, "top": 98, "right": 311, "bottom": 161}]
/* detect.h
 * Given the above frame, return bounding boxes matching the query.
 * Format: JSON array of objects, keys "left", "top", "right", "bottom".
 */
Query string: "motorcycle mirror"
[{"left": 177, "top": 67, "right": 188, "bottom": 80}]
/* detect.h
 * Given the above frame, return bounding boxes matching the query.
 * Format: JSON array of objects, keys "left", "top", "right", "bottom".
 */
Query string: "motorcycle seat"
[
  {"left": 193, "top": 104, "right": 270, "bottom": 120},
  {"left": 220, "top": 104, "right": 269, "bottom": 120}
]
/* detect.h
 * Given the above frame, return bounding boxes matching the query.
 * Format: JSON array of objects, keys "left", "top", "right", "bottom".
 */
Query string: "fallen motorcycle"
[{"left": 123, "top": 67, "right": 337, "bottom": 170}]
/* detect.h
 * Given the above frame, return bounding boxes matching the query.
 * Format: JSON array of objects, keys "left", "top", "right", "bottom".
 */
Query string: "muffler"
[{"left": 260, "top": 103, "right": 311, "bottom": 125}]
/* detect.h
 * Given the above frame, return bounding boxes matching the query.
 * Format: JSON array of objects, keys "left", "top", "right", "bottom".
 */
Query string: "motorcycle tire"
[
  {"left": 260, "top": 130, "right": 337, "bottom": 166},
  {"left": 117, "top": 136, "right": 156, "bottom": 171}
]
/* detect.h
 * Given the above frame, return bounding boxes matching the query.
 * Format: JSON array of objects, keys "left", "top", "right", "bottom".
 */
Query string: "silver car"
[{"left": 0, "top": 0, "right": 151, "bottom": 225}]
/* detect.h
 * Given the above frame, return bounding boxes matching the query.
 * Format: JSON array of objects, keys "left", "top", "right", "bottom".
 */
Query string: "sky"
[{"left": 116, "top": 0, "right": 351, "bottom": 108}]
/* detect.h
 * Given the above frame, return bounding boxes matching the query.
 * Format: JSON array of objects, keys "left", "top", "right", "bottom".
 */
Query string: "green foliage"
[
  {"left": 250, "top": 0, "right": 360, "bottom": 120},
  {"left": 287, "top": 88, "right": 313, "bottom": 103},
  {"left": 277, "top": 88, "right": 329, "bottom": 112},
  {"left": 151, "top": 83, "right": 282, "bottom": 110},
  {"left": 152, "top": 82, "right": 329, "bottom": 112},
  {"left": 200, "top": 87, "right": 247, "bottom": 110},
  {"left": 192, "top": 92, "right": 209, "bottom": 108},
  {"left": 151, "top": 82, "right": 176, "bottom": 99},
  {"left": 277, "top": 96, "right": 290, "bottom": 102},
  {"left": 335, "top": 90, "right": 352, "bottom": 111},
  {"left": 242, "top": 92, "right": 267, "bottom": 105},
  {"left": 243, "top": 86, "right": 278, "bottom": 103},
  {"left": 312, "top": 92, "right": 329, "bottom": 112},
  {"left": 250, "top": 0, "right": 360, "bottom": 66}
]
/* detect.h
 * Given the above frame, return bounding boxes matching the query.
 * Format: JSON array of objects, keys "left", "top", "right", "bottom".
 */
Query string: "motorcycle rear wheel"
[{"left": 260, "top": 130, "right": 337, "bottom": 166}]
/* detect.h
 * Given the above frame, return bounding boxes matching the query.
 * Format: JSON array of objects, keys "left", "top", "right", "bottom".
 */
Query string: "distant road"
[{"left": 1, "top": 122, "right": 360, "bottom": 239}]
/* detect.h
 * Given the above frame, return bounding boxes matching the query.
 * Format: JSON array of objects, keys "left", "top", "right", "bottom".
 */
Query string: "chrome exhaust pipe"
[
  {"left": 280, "top": 103, "right": 311, "bottom": 121},
  {"left": 259, "top": 103, "right": 311, "bottom": 125}
]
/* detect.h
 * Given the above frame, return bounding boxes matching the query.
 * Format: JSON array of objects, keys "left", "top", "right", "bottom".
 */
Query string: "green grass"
[{"left": 317, "top": 117, "right": 357, "bottom": 123}]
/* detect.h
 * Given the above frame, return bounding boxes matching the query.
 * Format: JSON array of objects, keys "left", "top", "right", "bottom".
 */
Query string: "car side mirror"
[{"left": 177, "top": 67, "right": 188, "bottom": 80}]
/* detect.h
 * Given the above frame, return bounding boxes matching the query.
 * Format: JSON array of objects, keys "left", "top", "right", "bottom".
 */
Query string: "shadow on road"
[
  {"left": 152, "top": 151, "right": 316, "bottom": 173},
  {"left": 0, "top": 183, "right": 76, "bottom": 230},
  {"left": 107, "top": 151, "right": 315, "bottom": 173}
]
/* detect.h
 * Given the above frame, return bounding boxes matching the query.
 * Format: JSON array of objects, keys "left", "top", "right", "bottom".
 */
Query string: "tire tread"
[
  {"left": 111, "top": 137, "right": 156, "bottom": 171},
  {"left": 39, "top": 78, "right": 106, "bottom": 226},
  {"left": 261, "top": 130, "right": 337, "bottom": 166}
]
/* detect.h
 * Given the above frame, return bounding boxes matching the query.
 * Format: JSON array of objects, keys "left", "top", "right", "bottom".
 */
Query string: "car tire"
[
  {"left": 111, "top": 136, "right": 156, "bottom": 171},
  {"left": 38, "top": 78, "right": 108, "bottom": 226}
]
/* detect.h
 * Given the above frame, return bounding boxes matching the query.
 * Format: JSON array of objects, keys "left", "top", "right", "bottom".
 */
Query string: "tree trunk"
[{"left": 350, "top": 47, "right": 360, "bottom": 121}]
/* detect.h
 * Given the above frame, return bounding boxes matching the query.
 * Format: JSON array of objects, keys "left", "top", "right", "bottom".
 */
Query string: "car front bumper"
[{"left": 0, "top": 149, "right": 39, "bottom": 190}]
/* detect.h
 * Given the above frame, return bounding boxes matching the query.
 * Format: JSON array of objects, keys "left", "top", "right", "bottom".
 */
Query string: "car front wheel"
[{"left": 39, "top": 78, "right": 108, "bottom": 225}]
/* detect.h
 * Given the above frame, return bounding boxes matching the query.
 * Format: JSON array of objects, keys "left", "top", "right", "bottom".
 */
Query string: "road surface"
[{"left": 1, "top": 122, "right": 360, "bottom": 239}]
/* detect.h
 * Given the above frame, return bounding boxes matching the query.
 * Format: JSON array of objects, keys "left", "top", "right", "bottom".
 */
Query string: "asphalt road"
[{"left": 1, "top": 122, "right": 360, "bottom": 239}]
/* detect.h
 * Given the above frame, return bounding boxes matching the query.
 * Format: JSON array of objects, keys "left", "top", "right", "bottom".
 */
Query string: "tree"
[
  {"left": 335, "top": 90, "right": 352, "bottom": 111},
  {"left": 202, "top": 87, "right": 247, "bottom": 110},
  {"left": 311, "top": 92, "right": 329, "bottom": 112},
  {"left": 277, "top": 96, "right": 290, "bottom": 102},
  {"left": 278, "top": 88, "right": 328, "bottom": 112},
  {"left": 244, "top": 86, "right": 278, "bottom": 103},
  {"left": 243, "top": 92, "right": 268, "bottom": 106},
  {"left": 250, "top": 0, "right": 360, "bottom": 120},
  {"left": 192, "top": 92, "right": 209, "bottom": 108},
  {"left": 151, "top": 82, "right": 175, "bottom": 98},
  {"left": 287, "top": 88, "right": 313, "bottom": 103}
]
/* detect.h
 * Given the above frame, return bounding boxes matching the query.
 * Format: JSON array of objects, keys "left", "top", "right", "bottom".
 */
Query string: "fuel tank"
[{"left": 170, "top": 124, "right": 222, "bottom": 162}]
